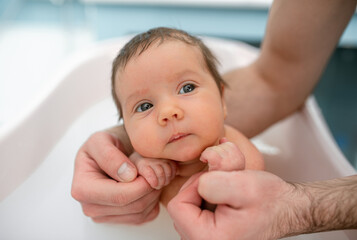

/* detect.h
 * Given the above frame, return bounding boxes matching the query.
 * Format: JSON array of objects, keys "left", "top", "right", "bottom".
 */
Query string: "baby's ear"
[
  {"left": 220, "top": 82, "right": 225, "bottom": 94},
  {"left": 220, "top": 83, "right": 227, "bottom": 119},
  {"left": 223, "top": 101, "right": 227, "bottom": 119}
]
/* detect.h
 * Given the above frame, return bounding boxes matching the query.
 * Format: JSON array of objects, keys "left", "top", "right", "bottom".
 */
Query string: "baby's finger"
[
  {"left": 170, "top": 161, "right": 178, "bottom": 179},
  {"left": 140, "top": 166, "right": 159, "bottom": 189},
  {"left": 219, "top": 137, "right": 228, "bottom": 144},
  {"left": 161, "top": 162, "right": 173, "bottom": 186},
  {"left": 219, "top": 141, "right": 237, "bottom": 154},
  {"left": 152, "top": 165, "right": 166, "bottom": 190},
  {"left": 200, "top": 148, "right": 222, "bottom": 171},
  {"left": 220, "top": 142, "right": 246, "bottom": 170}
]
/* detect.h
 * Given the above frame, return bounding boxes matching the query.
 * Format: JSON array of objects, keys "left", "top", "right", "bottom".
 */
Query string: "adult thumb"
[
  {"left": 198, "top": 171, "right": 243, "bottom": 208},
  {"left": 86, "top": 131, "right": 137, "bottom": 182}
]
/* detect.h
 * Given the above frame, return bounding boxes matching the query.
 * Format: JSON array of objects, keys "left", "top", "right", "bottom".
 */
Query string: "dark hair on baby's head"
[{"left": 111, "top": 27, "right": 226, "bottom": 119}]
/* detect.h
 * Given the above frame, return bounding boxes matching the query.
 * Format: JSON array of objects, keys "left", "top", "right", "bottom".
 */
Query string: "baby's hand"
[
  {"left": 200, "top": 138, "right": 245, "bottom": 171},
  {"left": 130, "top": 152, "right": 177, "bottom": 190}
]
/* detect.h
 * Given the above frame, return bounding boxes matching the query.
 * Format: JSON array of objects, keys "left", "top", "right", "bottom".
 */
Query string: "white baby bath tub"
[{"left": 0, "top": 36, "right": 356, "bottom": 240}]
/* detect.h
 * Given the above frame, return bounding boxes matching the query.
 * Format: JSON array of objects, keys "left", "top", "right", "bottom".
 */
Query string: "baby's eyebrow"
[
  {"left": 172, "top": 70, "right": 199, "bottom": 80},
  {"left": 125, "top": 88, "right": 149, "bottom": 107}
]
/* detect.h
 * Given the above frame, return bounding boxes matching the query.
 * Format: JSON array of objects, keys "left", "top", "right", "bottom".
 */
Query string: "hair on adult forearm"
[
  {"left": 291, "top": 175, "right": 357, "bottom": 236},
  {"left": 306, "top": 175, "right": 357, "bottom": 231}
]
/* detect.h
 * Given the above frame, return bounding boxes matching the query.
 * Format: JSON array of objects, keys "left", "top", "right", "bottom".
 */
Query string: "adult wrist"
[
  {"left": 301, "top": 176, "right": 357, "bottom": 232},
  {"left": 272, "top": 181, "right": 314, "bottom": 239},
  {"left": 276, "top": 176, "right": 357, "bottom": 238}
]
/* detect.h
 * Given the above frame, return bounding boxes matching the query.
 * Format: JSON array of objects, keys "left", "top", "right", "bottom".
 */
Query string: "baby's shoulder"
[
  {"left": 223, "top": 124, "right": 245, "bottom": 142},
  {"left": 224, "top": 124, "right": 265, "bottom": 171}
]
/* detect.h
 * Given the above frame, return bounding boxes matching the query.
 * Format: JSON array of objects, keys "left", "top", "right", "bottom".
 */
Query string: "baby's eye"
[
  {"left": 136, "top": 102, "right": 153, "bottom": 112},
  {"left": 179, "top": 83, "right": 196, "bottom": 94}
]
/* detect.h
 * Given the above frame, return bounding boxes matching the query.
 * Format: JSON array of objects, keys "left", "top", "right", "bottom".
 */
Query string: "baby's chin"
[
  {"left": 168, "top": 147, "right": 203, "bottom": 163},
  {"left": 165, "top": 140, "right": 220, "bottom": 162},
  {"left": 137, "top": 143, "right": 211, "bottom": 162}
]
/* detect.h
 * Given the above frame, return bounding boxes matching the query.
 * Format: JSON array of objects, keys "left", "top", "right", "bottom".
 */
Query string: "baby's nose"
[{"left": 158, "top": 105, "right": 184, "bottom": 126}]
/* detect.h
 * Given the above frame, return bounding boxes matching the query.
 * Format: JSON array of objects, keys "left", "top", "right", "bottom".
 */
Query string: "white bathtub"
[{"left": 0, "top": 36, "right": 356, "bottom": 239}]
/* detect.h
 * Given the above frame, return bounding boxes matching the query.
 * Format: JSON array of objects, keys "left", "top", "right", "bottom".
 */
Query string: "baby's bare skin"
[
  {"left": 132, "top": 125, "right": 264, "bottom": 207},
  {"left": 130, "top": 152, "right": 177, "bottom": 190}
]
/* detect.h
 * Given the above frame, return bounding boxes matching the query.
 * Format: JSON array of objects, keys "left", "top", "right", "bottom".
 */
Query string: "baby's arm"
[{"left": 129, "top": 152, "right": 177, "bottom": 190}]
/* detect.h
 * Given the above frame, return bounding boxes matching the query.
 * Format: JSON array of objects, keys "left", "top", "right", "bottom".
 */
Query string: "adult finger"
[
  {"left": 92, "top": 201, "right": 160, "bottom": 225},
  {"left": 167, "top": 173, "right": 202, "bottom": 218},
  {"left": 72, "top": 166, "right": 153, "bottom": 206},
  {"left": 198, "top": 171, "right": 249, "bottom": 208},
  {"left": 168, "top": 173, "right": 215, "bottom": 238},
  {"left": 85, "top": 131, "right": 137, "bottom": 182},
  {"left": 81, "top": 189, "right": 161, "bottom": 217}
]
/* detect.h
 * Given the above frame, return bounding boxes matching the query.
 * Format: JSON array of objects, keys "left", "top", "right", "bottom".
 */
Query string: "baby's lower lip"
[{"left": 168, "top": 133, "right": 190, "bottom": 143}]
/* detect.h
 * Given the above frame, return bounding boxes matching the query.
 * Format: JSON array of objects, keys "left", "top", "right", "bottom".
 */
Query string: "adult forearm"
[
  {"left": 257, "top": 0, "right": 357, "bottom": 121},
  {"left": 281, "top": 175, "right": 357, "bottom": 237},
  {"left": 223, "top": 65, "right": 282, "bottom": 138},
  {"left": 224, "top": 0, "right": 356, "bottom": 138}
]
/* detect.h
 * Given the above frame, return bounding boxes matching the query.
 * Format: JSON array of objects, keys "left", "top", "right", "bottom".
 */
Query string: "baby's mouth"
[{"left": 168, "top": 133, "right": 190, "bottom": 144}]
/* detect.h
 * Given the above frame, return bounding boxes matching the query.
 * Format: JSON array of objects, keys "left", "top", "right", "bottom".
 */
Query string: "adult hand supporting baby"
[
  {"left": 168, "top": 170, "right": 307, "bottom": 240},
  {"left": 71, "top": 128, "right": 161, "bottom": 224},
  {"left": 169, "top": 170, "right": 357, "bottom": 239},
  {"left": 168, "top": 140, "right": 304, "bottom": 239},
  {"left": 167, "top": 0, "right": 357, "bottom": 238}
]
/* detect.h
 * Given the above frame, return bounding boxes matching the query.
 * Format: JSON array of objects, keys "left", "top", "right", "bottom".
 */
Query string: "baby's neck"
[
  {"left": 175, "top": 158, "right": 207, "bottom": 177},
  {"left": 160, "top": 159, "right": 207, "bottom": 207}
]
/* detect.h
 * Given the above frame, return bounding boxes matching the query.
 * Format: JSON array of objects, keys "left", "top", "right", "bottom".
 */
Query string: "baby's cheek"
[
  {"left": 200, "top": 121, "right": 225, "bottom": 146},
  {"left": 127, "top": 125, "right": 150, "bottom": 154},
  {"left": 129, "top": 127, "right": 165, "bottom": 159},
  {"left": 132, "top": 137, "right": 155, "bottom": 158}
]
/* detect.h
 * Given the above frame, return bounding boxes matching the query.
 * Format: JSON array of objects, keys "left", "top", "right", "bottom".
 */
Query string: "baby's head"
[
  {"left": 112, "top": 27, "right": 226, "bottom": 118},
  {"left": 111, "top": 27, "right": 228, "bottom": 162}
]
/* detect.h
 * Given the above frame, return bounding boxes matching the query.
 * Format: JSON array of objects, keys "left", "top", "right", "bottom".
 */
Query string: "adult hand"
[
  {"left": 71, "top": 130, "right": 161, "bottom": 224},
  {"left": 168, "top": 170, "right": 310, "bottom": 240}
]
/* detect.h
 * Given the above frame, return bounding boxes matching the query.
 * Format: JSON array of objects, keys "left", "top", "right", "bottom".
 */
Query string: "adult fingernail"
[{"left": 117, "top": 162, "right": 136, "bottom": 182}]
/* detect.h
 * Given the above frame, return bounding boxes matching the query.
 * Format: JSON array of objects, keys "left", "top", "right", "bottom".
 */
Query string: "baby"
[{"left": 111, "top": 27, "right": 264, "bottom": 206}]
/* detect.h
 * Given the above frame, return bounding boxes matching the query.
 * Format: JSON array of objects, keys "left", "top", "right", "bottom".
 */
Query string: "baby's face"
[{"left": 115, "top": 41, "right": 226, "bottom": 162}]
